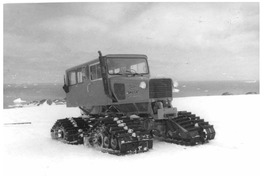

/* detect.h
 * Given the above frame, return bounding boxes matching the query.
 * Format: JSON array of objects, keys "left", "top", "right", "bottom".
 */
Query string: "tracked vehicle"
[{"left": 51, "top": 51, "right": 215, "bottom": 155}]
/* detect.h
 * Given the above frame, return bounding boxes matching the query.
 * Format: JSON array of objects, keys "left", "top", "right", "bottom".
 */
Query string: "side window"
[
  {"left": 76, "top": 67, "right": 87, "bottom": 83},
  {"left": 77, "top": 70, "right": 83, "bottom": 83},
  {"left": 97, "top": 64, "right": 102, "bottom": 79},
  {"left": 82, "top": 67, "right": 87, "bottom": 80},
  {"left": 90, "top": 63, "right": 102, "bottom": 80},
  {"left": 86, "top": 66, "right": 89, "bottom": 78},
  {"left": 69, "top": 71, "right": 77, "bottom": 85},
  {"left": 90, "top": 65, "right": 97, "bottom": 80}
]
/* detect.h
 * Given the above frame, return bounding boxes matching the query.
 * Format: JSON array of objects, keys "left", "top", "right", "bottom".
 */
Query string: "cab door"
[
  {"left": 88, "top": 62, "right": 108, "bottom": 106},
  {"left": 66, "top": 66, "right": 90, "bottom": 107}
]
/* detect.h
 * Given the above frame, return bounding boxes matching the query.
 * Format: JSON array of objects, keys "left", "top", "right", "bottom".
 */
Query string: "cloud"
[
  {"left": 111, "top": 3, "right": 258, "bottom": 51},
  {"left": 3, "top": 2, "right": 259, "bottom": 83},
  {"left": 39, "top": 16, "right": 108, "bottom": 35}
]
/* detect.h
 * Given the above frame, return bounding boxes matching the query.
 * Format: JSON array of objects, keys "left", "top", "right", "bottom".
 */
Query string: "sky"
[{"left": 3, "top": 2, "right": 259, "bottom": 84}]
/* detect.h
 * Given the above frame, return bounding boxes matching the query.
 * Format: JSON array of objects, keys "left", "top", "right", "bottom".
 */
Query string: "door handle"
[{"left": 87, "top": 82, "right": 91, "bottom": 93}]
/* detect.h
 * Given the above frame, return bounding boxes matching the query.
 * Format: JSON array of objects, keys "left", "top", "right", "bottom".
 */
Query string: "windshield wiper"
[
  {"left": 114, "top": 72, "right": 140, "bottom": 76},
  {"left": 114, "top": 69, "right": 143, "bottom": 76}
]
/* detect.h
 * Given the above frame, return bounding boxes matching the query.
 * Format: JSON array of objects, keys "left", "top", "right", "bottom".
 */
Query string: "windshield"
[{"left": 107, "top": 58, "right": 149, "bottom": 75}]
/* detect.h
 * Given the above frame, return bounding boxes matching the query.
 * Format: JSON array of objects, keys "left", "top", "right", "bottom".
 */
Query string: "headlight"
[{"left": 139, "top": 81, "right": 147, "bottom": 89}]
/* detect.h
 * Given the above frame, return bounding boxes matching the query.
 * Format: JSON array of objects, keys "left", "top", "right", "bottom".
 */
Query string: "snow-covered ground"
[{"left": 0, "top": 95, "right": 262, "bottom": 176}]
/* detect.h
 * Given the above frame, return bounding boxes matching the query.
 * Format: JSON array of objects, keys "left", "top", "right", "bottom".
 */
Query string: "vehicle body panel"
[{"left": 65, "top": 55, "right": 152, "bottom": 108}]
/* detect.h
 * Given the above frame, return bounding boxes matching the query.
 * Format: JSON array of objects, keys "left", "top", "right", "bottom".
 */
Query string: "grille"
[
  {"left": 114, "top": 83, "right": 125, "bottom": 100},
  {"left": 149, "top": 79, "right": 172, "bottom": 98}
]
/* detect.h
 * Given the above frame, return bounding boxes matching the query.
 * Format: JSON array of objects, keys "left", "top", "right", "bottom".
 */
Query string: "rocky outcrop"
[
  {"left": 222, "top": 92, "right": 233, "bottom": 95},
  {"left": 9, "top": 98, "right": 66, "bottom": 108}
]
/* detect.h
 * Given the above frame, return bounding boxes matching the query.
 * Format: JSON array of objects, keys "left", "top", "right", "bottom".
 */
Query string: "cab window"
[
  {"left": 69, "top": 71, "right": 77, "bottom": 85},
  {"left": 76, "top": 67, "right": 87, "bottom": 83},
  {"left": 97, "top": 64, "right": 102, "bottom": 79},
  {"left": 77, "top": 70, "right": 83, "bottom": 83},
  {"left": 85, "top": 66, "right": 89, "bottom": 79},
  {"left": 90, "top": 63, "right": 102, "bottom": 80}
]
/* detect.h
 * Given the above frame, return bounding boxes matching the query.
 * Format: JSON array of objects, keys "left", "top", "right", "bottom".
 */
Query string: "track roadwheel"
[
  {"left": 166, "top": 130, "right": 174, "bottom": 138},
  {"left": 51, "top": 126, "right": 66, "bottom": 142},
  {"left": 84, "top": 136, "right": 92, "bottom": 147},
  {"left": 93, "top": 133, "right": 104, "bottom": 148},
  {"left": 103, "top": 136, "right": 110, "bottom": 148},
  {"left": 110, "top": 137, "right": 119, "bottom": 150},
  {"left": 201, "top": 129, "right": 208, "bottom": 142}
]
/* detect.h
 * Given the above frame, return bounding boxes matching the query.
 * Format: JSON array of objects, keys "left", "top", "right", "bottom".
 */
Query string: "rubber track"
[
  {"left": 86, "top": 116, "right": 153, "bottom": 154},
  {"left": 156, "top": 111, "right": 215, "bottom": 146},
  {"left": 50, "top": 117, "right": 93, "bottom": 144},
  {"left": 177, "top": 111, "right": 215, "bottom": 141},
  {"left": 51, "top": 116, "right": 153, "bottom": 154}
]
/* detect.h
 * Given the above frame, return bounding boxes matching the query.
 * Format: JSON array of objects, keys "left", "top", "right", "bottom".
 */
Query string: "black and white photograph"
[{"left": 1, "top": 2, "right": 262, "bottom": 176}]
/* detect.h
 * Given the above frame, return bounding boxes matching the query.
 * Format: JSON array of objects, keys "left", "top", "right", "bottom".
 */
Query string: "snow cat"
[{"left": 51, "top": 51, "right": 215, "bottom": 155}]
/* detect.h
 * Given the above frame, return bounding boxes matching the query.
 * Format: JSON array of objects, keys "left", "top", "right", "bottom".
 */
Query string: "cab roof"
[
  {"left": 105, "top": 54, "right": 147, "bottom": 58},
  {"left": 66, "top": 54, "right": 148, "bottom": 72}
]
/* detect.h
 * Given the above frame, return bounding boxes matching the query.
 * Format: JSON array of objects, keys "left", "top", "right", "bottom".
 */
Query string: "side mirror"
[
  {"left": 63, "top": 84, "right": 69, "bottom": 93},
  {"left": 63, "top": 75, "right": 69, "bottom": 93}
]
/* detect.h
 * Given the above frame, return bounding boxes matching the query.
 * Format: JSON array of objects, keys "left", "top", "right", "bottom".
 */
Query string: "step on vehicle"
[{"left": 51, "top": 51, "right": 215, "bottom": 155}]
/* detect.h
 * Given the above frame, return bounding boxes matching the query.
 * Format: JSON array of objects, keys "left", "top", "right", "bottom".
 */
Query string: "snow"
[
  {"left": 13, "top": 98, "right": 26, "bottom": 103},
  {"left": 173, "top": 88, "right": 180, "bottom": 93},
  {"left": 0, "top": 95, "right": 262, "bottom": 176},
  {"left": 245, "top": 80, "right": 257, "bottom": 83},
  {"left": 9, "top": 98, "right": 27, "bottom": 108}
]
